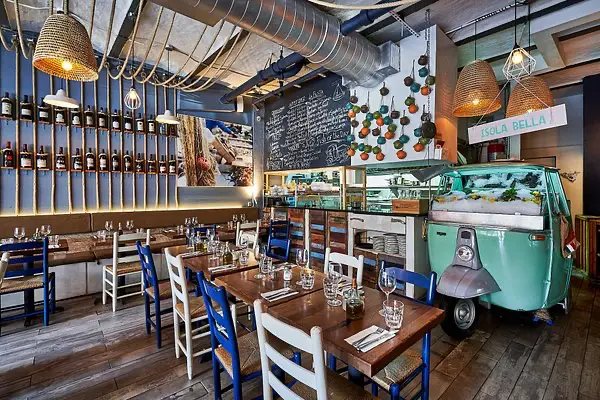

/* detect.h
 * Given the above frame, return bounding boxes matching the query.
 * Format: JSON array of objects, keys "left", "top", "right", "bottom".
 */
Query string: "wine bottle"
[
  {"left": 72, "top": 148, "right": 83, "bottom": 171},
  {"left": 147, "top": 115, "right": 156, "bottom": 134},
  {"left": 71, "top": 107, "right": 81, "bottom": 126},
  {"left": 98, "top": 149, "right": 108, "bottom": 171},
  {"left": 135, "top": 153, "right": 144, "bottom": 173},
  {"left": 38, "top": 99, "right": 49, "bottom": 123},
  {"left": 55, "top": 107, "right": 66, "bottom": 124},
  {"left": 135, "top": 113, "right": 144, "bottom": 133},
  {"left": 169, "top": 124, "right": 178, "bottom": 137},
  {"left": 123, "top": 151, "right": 132, "bottom": 172},
  {"left": 3, "top": 141, "right": 13, "bottom": 168},
  {"left": 223, "top": 242, "right": 234, "bottom": 265},
  {"left": 159, "top": 123, "right": 167, "bottom": 136},
  {"left": 147, "top": 154, "right": 156, "bottom": 173},
  {"left": 111, "top": 149, "right": 120, "bottom": 171},
  {"left": 20, "top": 95, "right": 33, "bottom": 121},
  {"left": 1, "top": 92, "right": 13, "bottom": 119},
  {"left": 55, "top": 146, "right": 66, "bottom": 170},
  {"left": 111, "top": 109, "right": 120, "bottom": 130},
  {"left": 36, "top": 145, "right": 48, "bottom": 169},
  {"left": 159, "top": 155, "right": 167, "bottom": 174},
  {"left": 20, "top": 144, "right": 32, "bottom": 168},
  {"left": 86, "top": 148, "right": 96, "bottom": 171},
  {"left": 98, "top": 107, "right": 107, "bottom": 128},
  {"left": 124, "top": 111, "right": 133, "bottom": 131},
  {"left": 84, "top": 106, "right": 95, "bottom": 127},
  {"left": 168, "top": 154, "right": 176, "bottom": 174}
]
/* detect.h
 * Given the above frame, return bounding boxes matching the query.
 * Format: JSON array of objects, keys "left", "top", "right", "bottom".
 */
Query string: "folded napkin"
[
  {"left": 261, "top": 289, "right": 299, "bottom": 302},
  {"left": 181, "top": 251, "right": 212, "bottom": 259},
  {"left": 49, "top": 244, "right": 60, "bottom": 249},
  {"left": 345, "top": 325, "right": 396, "bottom": 353},
  {"left": 208, "top": 264, "right": 236, "bottom": 272}
]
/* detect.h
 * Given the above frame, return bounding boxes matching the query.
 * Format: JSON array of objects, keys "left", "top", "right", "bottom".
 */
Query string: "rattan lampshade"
[
  {"left": 452, "top": 59, "right": 501, "bottom": 117},
  {"left": 33, "top": 11, "right": 98, "bottom": 82},
  {"left": 506, "top": 76, "right": 554, "bottom": 118}
]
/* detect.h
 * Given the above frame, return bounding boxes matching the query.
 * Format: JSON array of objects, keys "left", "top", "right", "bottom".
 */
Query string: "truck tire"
[{"left": 441, "top": 296, "right": 478, "bottom": 340}]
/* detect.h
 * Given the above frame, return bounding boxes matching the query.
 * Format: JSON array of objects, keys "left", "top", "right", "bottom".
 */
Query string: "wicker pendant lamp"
[
  {"left": 452, "top": 59, "right": 502, "bottom": 117},
  {"left": 33, "top": 9, "right": 98, "bottom": 82},
  {"left": 506, "top": 76, "right": 554, "bottom": 118}
]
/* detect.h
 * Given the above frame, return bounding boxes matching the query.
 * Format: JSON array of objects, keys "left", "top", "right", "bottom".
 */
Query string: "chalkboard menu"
[{"left": 264, "top": 74, "right": 351, "bottom": 171}]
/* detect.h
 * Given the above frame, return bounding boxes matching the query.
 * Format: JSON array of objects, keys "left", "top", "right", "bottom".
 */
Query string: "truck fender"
[{"left": 437, "top": 265, "right": 501, "bottom": 299}]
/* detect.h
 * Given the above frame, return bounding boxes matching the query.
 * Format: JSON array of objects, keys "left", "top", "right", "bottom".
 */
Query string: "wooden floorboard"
[{"left": 0, "top": 276, "right": 598, "bottom": 400}]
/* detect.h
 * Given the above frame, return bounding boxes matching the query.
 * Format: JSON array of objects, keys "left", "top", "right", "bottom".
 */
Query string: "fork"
[{"left": 352, "top": 327, "right": 385, "bottom": 348}]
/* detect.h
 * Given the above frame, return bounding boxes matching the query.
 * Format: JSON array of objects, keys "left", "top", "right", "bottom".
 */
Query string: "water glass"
[
  {"left": 378, "top": 268, "right": 397, "bottom": 316},
  {"left": 232, "top": 214, "right": 238, "bottom": 223},
  {"left": 239, "top": 249, "right": 250, "bottom": 266},
  {"left": 295, "top": 248, "right": 309, "bottom": 285},
  {"left": 14, "top": 227, "right": 25, "bottom": 241},
  {"left": 126, "top": 220, "right": 134, "bottom": 231},
  {"left": 383, "top": 299, "right": 404, "bottom": 329},
  {"left": 192, "top": 217, "right": 198, "bottom": 225},
  {"left": 260, "top": 256, "right": 271, "bottom": 277},
  {"left": 40, "top": 225, "right": 51, "bottom": 237},
  {"left": 105, "top": 220, "right": 113, "bottom": 232},
  {"left": 328, "top": 262, "right": 342, "bottom": 283},
  {"left": 216, "top": 241, "right": 225, "bottom": 260},
  {"left": 301, "top": 268, "right": 315, "bottom": 290},
  {"left": 240, "top": 214, "right": 247, "bottom": 223},
  {"left": 323, "top": 276, "right": 341, "bottom": 306}
]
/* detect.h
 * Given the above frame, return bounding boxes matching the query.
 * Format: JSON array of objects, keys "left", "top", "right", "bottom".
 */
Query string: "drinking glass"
[
  {"left": 328, "top": 262, "right": 343, "bottom": 283},
  {"left": 383, "top": 299, "right": 404, "bottom": 329},
  {"left": 186, "top": 227, "right": 194, "bottom": 249},
  {"left": 239, "top": 249, "right": 250, "bottom": 266},
  {"left": 51, "top": 235, "right": 60, "bottom": 247},
  {"left": 323, "top": 276, "right": 341, "bottom": 306},
  {"left": 240, "top": 214, "right": 247, "bottom": 223},
  {"left": 295, "top": 248, "right": 309, "bottom": 285},
  {"left": 192, "top": 217, "right": 198, "bottom": 225},
  {"left": 301, "top": 268, "right": 315, "bottom": 290},
  {"left": 378, "top": 268, "right": 397, "bottom": 316},
  {"left": 254, "top": 246, "right": 265, "bottom": 279},
  {"left": 216, "top": 241, "right": 225, "bottom": 260},
  {"left": 126, "top": 220, "right": 134, "bottom": 231},
  {"left": 105, "top": 220, "right": 113, "bottom": 232},
  {"left": 184, "top": 217, "right": 190, "bottom": 226},
  {"left": 14, "top": 227, "right": 25, "bottom": 241},
  {"left": 232, "top": 214, "right": 238, "bottom": 223},
  {"left": 40, "top": 225, "right": 50, "bottom": 237}
]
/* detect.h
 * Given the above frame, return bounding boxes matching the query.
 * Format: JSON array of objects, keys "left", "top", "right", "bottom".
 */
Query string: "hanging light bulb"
[
  {"left": 124, "top": 86, "right": 141, "bottom": 110},
  {"left": 156, "top": 47, "right": 180, "bottom": 125},
  {"left": 503, "top": 1, "right": 535, "bottom": 81},
  {"left": 44, "top": 88, "right": 78, "bottom": 109},
  {"left": 511, "top": 48, "right": 524, "bottom": 65}
]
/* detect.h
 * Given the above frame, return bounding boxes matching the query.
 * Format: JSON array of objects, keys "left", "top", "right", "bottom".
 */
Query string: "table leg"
[{"left": 347, "top": 366, "right": 365, "bottom": 387}]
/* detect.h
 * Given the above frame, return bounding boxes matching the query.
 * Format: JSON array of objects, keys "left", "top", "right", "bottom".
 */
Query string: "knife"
[
  {"left": 266, "top": 291, "right": 299, "bottom": 302},
  {"left": 356, "top": 332, "right": 394, "bottom": 351}
]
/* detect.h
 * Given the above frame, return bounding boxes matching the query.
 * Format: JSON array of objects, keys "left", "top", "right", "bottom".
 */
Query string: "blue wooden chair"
[
  {"left": 0, "top": 238, "right": 55, "bottom": 332},
  {"left": 269, "top": 219, "right": 290, "bottom": 240},
  {"left": 370, "top": 261, "right": 437, "bottom": 400},
  {"left": 266, "top": 237, "right": 291, "bottom": 262},
  {"left": 197, "top": 272, "right": 301, "bottom": 399},
  {"left": 137, "top": 241, "right": 174, "bottom": 349}
]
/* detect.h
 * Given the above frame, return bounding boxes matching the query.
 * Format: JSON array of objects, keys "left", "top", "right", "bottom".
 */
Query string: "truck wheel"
[{"left": 441, "top": 296, "right": 478, "bottom": 340}]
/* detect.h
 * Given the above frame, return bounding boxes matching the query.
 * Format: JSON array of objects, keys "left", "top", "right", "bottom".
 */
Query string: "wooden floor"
[{"left": 0, "top": 275, "right": 598, "bottom": 400}]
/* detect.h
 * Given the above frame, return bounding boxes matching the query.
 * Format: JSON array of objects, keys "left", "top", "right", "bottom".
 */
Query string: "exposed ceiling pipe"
[{"left": 149, "top": 0, "right": 401, "bottom": 103}]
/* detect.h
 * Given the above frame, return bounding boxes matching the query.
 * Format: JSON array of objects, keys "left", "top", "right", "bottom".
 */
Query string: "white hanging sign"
[{"left": 468, "top": 104, "right": 567, "bottom": 144}]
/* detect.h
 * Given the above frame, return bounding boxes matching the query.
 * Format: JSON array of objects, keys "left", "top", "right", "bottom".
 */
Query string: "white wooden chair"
[
  {"left": 0, "top": 252, "right": 8, "bottom": 287},
  {"left": 164, "top": 247, "right": 213, "bottom": 380},
  {"left": 324, "top": 248, "right": 365, "bottom": 286},
  {"left": 236, "top": 220, "right": 260, "bottom": 251},
  {"left": 102, "top": 230, "right": 150, "bottom": 312},
  {"left": 253, "top": 299, "right": 376, "bottom": 399}
]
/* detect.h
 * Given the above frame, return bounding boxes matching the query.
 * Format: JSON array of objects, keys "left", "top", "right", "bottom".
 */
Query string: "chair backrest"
[
  {"left": 112, "top": 230, "right": 150, "bottom": 269},
  {"left": 136, "top": 242, "right": 158, "bottom": 291},
  {"left": 254, "top": 299, "right": 327, "bottom": 400},
  {"left": 380, "top": 261, "right": 437, "bottom": 305},
  {"left": 269, "top": 219, "right": 290, "bottom": 240},
  {"left": 266, "top": 237, "right": 291, "bottom": 262},
  {"left": 197, "top": 272, "right": 241, "bottom": 378},
  {"left": 236, "top": 220, "right": 260, "bottom": 250},
  {"left": 324, "top": 248, "right": 364, "bottom": 286},
  {"left": 0, "top": 238, "right": 49, "bottom": 279},
  {"left": 164, "top": 247, "right": 192, "bottom": 319},
  {"left": 0, "top": 252, "right": 9, "bottom": 286}
]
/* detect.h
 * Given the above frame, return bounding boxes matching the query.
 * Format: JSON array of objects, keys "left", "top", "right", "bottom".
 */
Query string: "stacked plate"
[
  {"left": 384, "top": 233, "right": 399, "bottom": 254},
  {"left": 372, "top": 236, "right": 386, "bottom": 252},
  {"left": 397, "top": 235, "right": 407, "bottom": 257}
]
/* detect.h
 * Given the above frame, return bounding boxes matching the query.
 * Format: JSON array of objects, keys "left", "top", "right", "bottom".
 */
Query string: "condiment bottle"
[{"left": 345, "top": 278, "right": 365, "bottom": 321}]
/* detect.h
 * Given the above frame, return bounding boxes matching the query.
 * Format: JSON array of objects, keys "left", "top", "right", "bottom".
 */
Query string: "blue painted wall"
[{"left": 0, "top": 47, "right": 178, "bottom": 215}]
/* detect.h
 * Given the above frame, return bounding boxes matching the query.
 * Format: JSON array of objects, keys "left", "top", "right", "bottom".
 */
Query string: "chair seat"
[
  {"left": 291, "top": 368, "right": 378, "bottom": 399},
  {"left": 215, "top": 331, "right": 295, "bottom": 378},
  {"left": 174, "top": 296, "right": 207, "bottom": 320},
  {"left": 371, "top": 349, "right": 423, "bottom": 391},
  {"left": 0, "top": 273, "right": 54, "bottom": 294},
  {"left": 104, "top": 262, "right": 142, "bottom": 275},
  {"left": 146, "top": 281, "right": 196, "bottom": 300}
]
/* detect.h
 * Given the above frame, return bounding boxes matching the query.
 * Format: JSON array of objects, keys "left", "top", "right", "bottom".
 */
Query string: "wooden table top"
[
  {"left": 3, "top": 239, "right": 69, "bottom": 255},
  {"left": 267, "top": 286, "right": 445, "bottom": 377},
  {"left": 185, "top": 252, "right": 260, "bottom": 279},
  {"left": 215, "top": 267, "right": 324, "bottom": 307}
]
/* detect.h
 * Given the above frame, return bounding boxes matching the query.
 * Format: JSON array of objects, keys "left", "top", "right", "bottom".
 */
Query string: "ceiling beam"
[
  {"left": 360, "top": 0, "right": 439, "bottom": 38},
  {"left": 109, "top": 0, "right": 146, "bottom": 59},
  {"left": 190, "top": 30, "right": 251, "bottom": 79}
]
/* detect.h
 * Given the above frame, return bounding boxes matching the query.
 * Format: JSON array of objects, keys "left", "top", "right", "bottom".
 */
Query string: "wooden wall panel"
[
  {"left": 308, "top": 209, "right": 326, "bottom": 272},
  {"left": 288, "top": 208, "right": 305, "bottom": 263}
]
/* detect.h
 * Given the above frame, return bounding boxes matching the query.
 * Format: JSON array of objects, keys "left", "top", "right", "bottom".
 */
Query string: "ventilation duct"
[{"left": 149, "top": 0, "right": 399, "bottom": 88}]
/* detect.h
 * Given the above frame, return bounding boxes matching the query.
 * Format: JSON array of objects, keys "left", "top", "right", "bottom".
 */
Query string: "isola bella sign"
[{"left": 468, "top": 104, "right": 567, "bottom": 144}]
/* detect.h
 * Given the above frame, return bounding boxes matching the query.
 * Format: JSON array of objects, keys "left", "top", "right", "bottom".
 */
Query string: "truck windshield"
[{"left": 432, "top": 169, "right": 547, "bottom": 216}]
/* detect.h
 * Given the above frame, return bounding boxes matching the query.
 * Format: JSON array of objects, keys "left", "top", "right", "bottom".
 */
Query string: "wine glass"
[
  {"left": 40, "top": 225, "right": 51, "bottom": 238},
  {"left": 105, "top": 220, "right": 113, "bottom": 232},
  {"left": 126, "top": 220, "right": 134, "bottom": 231},
  {"left": 378, "top": 268, "right": 397, "bottom": 316},
  {"left": 240, "top": 214, "right": 247, "bottom": 223},
  {"left": 295, "top": 248, "right": 309, "bottom": 285},
  {"left": 326, "top": 262, "right": 343, "bottom": 306},
  {"left": 232, "top": 214, "right": 238, "bottom": 225},
  {"left": 14, "top": 227, "right": 25, "bottom": 241},
  {"left": 216, "top": 241, "right": 225, "bottom": 261}
]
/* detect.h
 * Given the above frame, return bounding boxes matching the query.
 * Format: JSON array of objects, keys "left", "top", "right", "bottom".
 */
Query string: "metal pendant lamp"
[
  {"left": 156, "top": 48, "right": 179, "bottom": 125},
  {"left": 43, "top": 88, "right": 79, "bottom": 109},
  {"left": 33, "top": 5, "right": 98, "bottom": 82},
  {"left": 452, "top": 22, "right": 501, "bottom": 117}
]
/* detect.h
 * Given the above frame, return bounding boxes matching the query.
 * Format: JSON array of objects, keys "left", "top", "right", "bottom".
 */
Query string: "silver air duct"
[{"left": 149, "top": 0, "right": 399, "bottom": 88}]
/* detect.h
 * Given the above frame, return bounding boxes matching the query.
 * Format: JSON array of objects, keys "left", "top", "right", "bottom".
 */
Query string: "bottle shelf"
[{"left": 1, "top": 166, "right": 16, "bottom": 169}]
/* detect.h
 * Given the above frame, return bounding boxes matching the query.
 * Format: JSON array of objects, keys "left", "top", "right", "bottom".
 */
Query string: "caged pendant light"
[
  {"left": 452, "top": 22, "right": 501, "bottom": 117},
  {"left": 156, "top": 48, "right": 180, "bottom": 125},
  {"left": 33, "top": 2, "right": 98, "bottom": 82},
  {"left": 124, "top": 39, "right": 141, "bottom": 110}
]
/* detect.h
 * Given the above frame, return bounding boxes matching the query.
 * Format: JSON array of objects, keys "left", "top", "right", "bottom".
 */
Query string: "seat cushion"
[
  {"left": 291, "top": 368, "right": 377, "bottom": 399},
  {"left": 371, "top": 349, "right": 423, "bottom": 391},
  {"left": 174, "top": 296, "right": 207, "bottom": 320},
  {"left": 104, "top": 261, "right": 142, "bottom": 275},
  {"left": 0, "top": 273, "right": 54, "bottom": 294},
  {"left": 146, "top": 281, "right": 196, "bottom": 300},
  {"left": 215, "top": 331, "right": 294, "bottom": 378}
]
